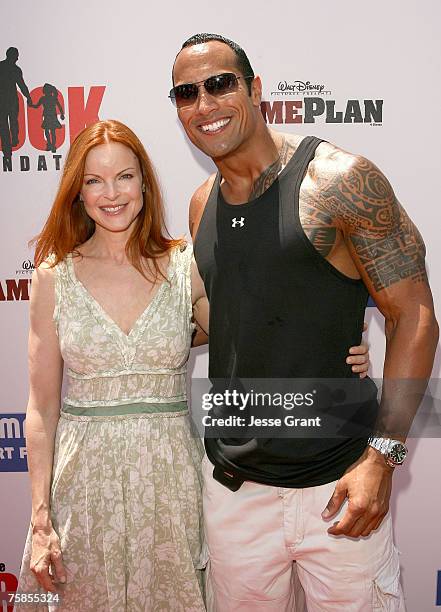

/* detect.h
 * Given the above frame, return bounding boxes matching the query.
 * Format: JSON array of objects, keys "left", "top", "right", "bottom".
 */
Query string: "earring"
[
  {"left": 78, "top": 193, "right": 83, "bottom": 202},
  {"left": 142, "top": 184, "right": 146, "bottom": 193}
]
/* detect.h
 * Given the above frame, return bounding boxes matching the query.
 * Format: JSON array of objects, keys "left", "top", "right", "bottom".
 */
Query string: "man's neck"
[{"left": 215, "top": 127, "right": 286, "bottom": 204}]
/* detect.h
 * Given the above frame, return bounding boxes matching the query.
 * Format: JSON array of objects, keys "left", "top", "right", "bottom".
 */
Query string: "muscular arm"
[
  {"left": 317, "top": 151, "right": 438, "bottom": 537},
  {"left": 327, "top": 153, "right": 438, "bottom": 437}
]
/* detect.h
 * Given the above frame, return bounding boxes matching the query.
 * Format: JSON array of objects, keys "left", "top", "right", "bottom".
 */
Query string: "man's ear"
[{"left": 250, "top": 75, "right": 262, "bottom": 106}]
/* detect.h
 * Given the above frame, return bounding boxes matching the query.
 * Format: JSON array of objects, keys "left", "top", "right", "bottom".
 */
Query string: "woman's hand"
[
  {"left": 347, "top": 322, "right": 370, "bottom": 378},
  {"left": 30, "top": 525, "right": 66, "bottom": 592}
]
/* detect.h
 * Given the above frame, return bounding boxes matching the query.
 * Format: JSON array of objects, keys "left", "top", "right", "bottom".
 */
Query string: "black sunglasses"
[{"left": 169, "top": 72, "right": 254, "bottom": 108}]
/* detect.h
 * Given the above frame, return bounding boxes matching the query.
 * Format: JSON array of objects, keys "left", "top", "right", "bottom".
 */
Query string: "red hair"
[{"left": 34, "top": 119, "right": 182, "bottom": 279}]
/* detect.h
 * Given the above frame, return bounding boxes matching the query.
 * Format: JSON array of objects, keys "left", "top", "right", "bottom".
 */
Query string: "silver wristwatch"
[{"left": 367, "top": 437, "right": 408, "bottom": 467}]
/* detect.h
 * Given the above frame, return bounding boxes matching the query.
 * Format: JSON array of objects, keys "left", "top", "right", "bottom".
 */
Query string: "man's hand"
[{"left": 321, "top": 446, "right": 393, "bottom": 538}]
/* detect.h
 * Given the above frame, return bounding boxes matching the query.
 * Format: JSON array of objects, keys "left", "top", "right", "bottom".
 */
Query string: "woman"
[{"left": 15, "top": 120, "right": 369, "bottom": 611}]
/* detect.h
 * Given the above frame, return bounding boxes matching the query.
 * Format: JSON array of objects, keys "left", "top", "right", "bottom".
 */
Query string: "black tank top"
[{"left": 194, "top": 136, "right": 378, "bottom": 488}]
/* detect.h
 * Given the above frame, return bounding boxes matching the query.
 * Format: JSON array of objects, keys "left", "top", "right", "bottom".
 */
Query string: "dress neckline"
[{"left": 66, "top": 249, "right": 175, "bottom": 341}]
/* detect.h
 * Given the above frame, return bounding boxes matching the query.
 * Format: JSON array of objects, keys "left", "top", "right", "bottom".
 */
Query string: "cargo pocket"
[
  {"left": 195, "top": 539, "right": 209, "bottom": 570},
  {"left": 372, "top": 551, "right": 404, "bottom": 611}
]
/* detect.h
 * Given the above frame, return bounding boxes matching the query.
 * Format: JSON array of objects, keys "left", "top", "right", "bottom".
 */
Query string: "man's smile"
[{"left": 198, "top": 118, "right": 231, "bottom": 134}]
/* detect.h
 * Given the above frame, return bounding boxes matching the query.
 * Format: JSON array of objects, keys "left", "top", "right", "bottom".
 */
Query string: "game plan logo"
[
  {"left": 0, "top": 46, "right": 105, "bottom": 172},
  {"left": 260, "top": 78, "right": 383, "bottom": 126}
]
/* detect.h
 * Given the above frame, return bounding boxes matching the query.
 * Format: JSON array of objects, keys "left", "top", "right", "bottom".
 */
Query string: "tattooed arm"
[
  {"left": 318, "top": 151, "right": 438, "bottom": 537},
  {"left": 337, "top": 154, "right": 437, "bottom": 418}
]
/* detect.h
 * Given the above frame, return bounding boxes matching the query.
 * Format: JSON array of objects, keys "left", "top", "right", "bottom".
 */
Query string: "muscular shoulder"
[
  {"left": 189, "top": 173, "right": 217, "bottom": 240},
  {"left": 303, "top": 142, "right": 398, "bottom": 235},
  {"left": 304, "top": 143, "right": 428, "bottom": 293},
  {"left": 307, "top": 141, "right": 375, "bottom": 185}
]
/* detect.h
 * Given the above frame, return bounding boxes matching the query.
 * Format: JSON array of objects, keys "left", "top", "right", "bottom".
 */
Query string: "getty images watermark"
[
  {"left": 200, "top": 388, "right": 321, "bottom": 429},
  {"left": 189, "top": 378, "right": 441, "bottom": 439}
]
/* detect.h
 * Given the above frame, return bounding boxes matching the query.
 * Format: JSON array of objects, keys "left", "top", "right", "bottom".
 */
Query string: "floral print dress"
[{"left": 16, "top": 244, "right": 207, "bottom": 612}]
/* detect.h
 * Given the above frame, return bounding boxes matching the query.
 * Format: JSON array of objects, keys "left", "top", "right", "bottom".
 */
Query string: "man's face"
[{"left": 172, "top": 41, "right": 261, "bottom": 160}]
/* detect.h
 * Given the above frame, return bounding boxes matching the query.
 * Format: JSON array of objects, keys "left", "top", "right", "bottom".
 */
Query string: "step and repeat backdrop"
[{"left": 1, "top": 1, "right": 440, "bottom": 610}]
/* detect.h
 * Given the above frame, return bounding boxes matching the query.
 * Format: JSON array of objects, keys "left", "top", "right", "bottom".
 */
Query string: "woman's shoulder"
[
  {"left": 36, "top": 253, "right": 73, "bottom": 287},
  {"left": 32, "top": 260, "right": 55, "bottom": 282},
  {"left": 29, "top": 262, "right": 57, "bottom": 306}
]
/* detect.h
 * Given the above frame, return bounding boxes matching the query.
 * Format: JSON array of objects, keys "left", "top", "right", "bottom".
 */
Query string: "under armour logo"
[{"left": 231, "top": 217, "right": 245, "bottom": 228}]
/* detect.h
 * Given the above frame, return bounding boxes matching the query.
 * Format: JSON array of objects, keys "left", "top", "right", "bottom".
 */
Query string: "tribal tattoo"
[
  {"left": 249, "top": 156, "right": 282, "bottom": 200},
  {"left": 350, "top": 208, "right": 427, "bottom": 291},
  {"left": 300, "top": 207, "right": 337, "bottom": 258},
  {"left": 249, "top": 135, "right": 298, "bottom": 200},
  {"left": 279, "top": 136, "right": 297, "bottom": 166},
  {"left": 300, "top": 153, "right": 427, "bottom": 291}
]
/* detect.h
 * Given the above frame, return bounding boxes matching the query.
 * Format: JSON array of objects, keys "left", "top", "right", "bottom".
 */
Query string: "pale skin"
[
  {"left": 26, "top": 141, "right": 211, "bottom": 591},
  {"left": 173, "top": 40, "right": 438, "bottom": 538}
]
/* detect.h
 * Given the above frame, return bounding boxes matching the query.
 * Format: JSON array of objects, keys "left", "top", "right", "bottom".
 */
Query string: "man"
[
  {"left": 0, "top": 47, "right": 32, "bottom": 161},
  {"left": 171, "top": 33, "right": 438, "bottom": 610}
]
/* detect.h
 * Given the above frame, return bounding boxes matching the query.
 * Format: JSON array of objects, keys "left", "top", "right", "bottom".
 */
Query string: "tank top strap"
[
  {"left": 279, "top": 135, "right": 323, "bottom": 250},
  {"left": 193, "top": 177, "right": 220, "bottom": 275},
  {"left": 280, "top": 135, "right": 323, "bottom": 189}
]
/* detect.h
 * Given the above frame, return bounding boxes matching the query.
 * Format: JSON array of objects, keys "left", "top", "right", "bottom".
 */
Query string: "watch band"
[
  {"left": 368, "top": 437, "right": 392, "bottom": 455},
  {"left": 368, "top": 437, "right": 408, "bottom": 467}
]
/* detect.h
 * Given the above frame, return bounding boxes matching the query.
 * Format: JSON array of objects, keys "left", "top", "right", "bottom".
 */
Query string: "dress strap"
[
  {"left": 52, "top": 256, "right": 71, "bottom": 328},
  {"left": 174, "top": 243, "right": 194, "bottom": 324}
]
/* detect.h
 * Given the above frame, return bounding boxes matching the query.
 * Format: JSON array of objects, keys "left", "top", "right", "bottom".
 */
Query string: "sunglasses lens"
[
  {"left": 170, "top": 73, "right": 240, "bottom": 107},
  {"left": 171, "top": 83, "right": 199, "bottom": 107},
  {"left": 205, "top": 73, "right": 238, "bottom": 96}
]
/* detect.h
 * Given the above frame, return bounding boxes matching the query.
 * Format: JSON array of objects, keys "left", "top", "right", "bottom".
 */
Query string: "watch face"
[{"left": 389, "top": 443, "right": 407, "bottom": 464}]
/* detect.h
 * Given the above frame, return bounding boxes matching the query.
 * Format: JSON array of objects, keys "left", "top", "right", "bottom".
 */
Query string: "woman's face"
[{"left": 80, "top": 141, "right": 144, "bottom": 235}]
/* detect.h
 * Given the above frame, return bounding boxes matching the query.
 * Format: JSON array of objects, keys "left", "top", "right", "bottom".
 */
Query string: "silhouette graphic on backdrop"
[
  {"left": 30, "top": 83, "right": 64, "bottom": 153},
  {"left": 0, "top": 47, "right": 32, "bottom": 161}
]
